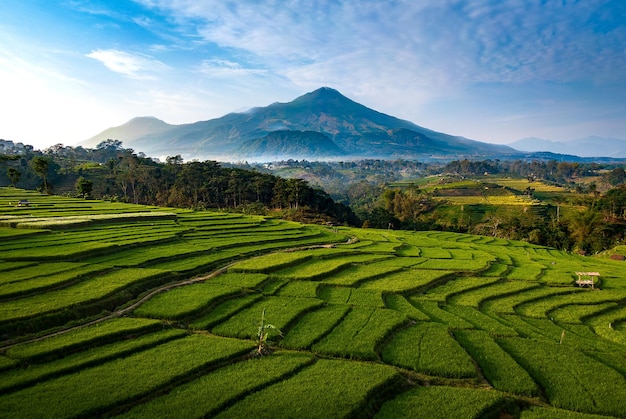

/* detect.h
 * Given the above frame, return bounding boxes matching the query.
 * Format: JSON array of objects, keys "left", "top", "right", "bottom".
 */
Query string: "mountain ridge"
[
  {"left": 81, "top": 87, "right": 516, "bottom": 161},
  {"left": 84, "top": 116, "right": 173, "bottom": 147},
  {"left": 509, "top": 136, "right": 626, "bottom": 158},
  {"left": 236, "top": 130, "right": 346, "bottom": 160}
]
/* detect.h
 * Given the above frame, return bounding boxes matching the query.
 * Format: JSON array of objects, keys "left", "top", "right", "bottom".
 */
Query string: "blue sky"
[{"left": 1, "top": 0, "right": 625, "bottom": 150}]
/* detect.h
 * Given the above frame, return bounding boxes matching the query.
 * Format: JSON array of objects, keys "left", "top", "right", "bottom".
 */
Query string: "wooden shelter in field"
[{"left": 575, "top": 272, "right": 600, "bottom": 288}]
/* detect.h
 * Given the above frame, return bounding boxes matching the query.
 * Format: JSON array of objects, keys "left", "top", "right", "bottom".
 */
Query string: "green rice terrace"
[
  {"left": 2, "top": 187, "right": 626, "bottom": 418},
  {"left": 392, "top": 176, "right": 569, "bottom": 208}
]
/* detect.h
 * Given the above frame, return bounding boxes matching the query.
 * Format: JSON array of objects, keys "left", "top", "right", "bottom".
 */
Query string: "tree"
[
  {"left": 165, "top": 155, "right": 183, "bottom": 166},
  {"left": 567, "top": 208, "right": 602, "bottom": 254},
  {"left": 226, "top": 170, "right": 242, "bottom": 207},
  {"left": 117, "top": 154, "right": 142, "bottom": 204},
  {"left": 599, "top": 185, "right": 626, "bottom": 220},
  {"left": 605, "top": 167, "right": 625, "bottom": 186},
  {"left": 363, "top": 207, "right": 399, "bottom": 229},
  {"left": 0, "top": 155, "right": 20, "bottom": 185},
  {"left": 271, "top": 178, "right": 287, "bottom": 210},
  {"left": 96, "top": 139, "right": 124, "bottom": 150},
  {"left": 93, "top": 140, "right": 126, "bottom": 164},
  {"left": 31, "top": 156, "right": 51, "bottom": 193},
  {"left": 178, "top": 161, "right": 206, "bottom": 208},
  {"left": 285, "top": 178, "right": 309, "bottom": 209},
  {"left": 76, "top": 176, "right": 93, "bottom": 198},
  {"left": 7, "top": 167, "right": 20, "bottom": 187}
]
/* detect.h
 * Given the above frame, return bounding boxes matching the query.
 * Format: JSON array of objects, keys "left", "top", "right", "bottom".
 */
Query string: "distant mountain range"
[
  {"left": 82, "top": 87, "right": 516, "bottom": 161},
  {"left": 509, "top": 136, "right": 626, "bottom": 158},
  {"left": 82, "top": 87, "right": 626, "bottom": 162}
]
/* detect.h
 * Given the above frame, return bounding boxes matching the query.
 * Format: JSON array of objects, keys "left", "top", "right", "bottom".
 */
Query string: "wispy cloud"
[
  {"left": 66, "top": 0, "right": 119, "bottom": 18},
  {"left": 138, "top": 0, "right": 626, "bottom": 88},
  {"left": 4, "top": 0, "right": 625, "bottom": 147},
  {"left": 197, "top": 59, "right": 266, "bottom": 77},
  {"left": 86, "top": 49, "right": 168, "bottom": 79}
]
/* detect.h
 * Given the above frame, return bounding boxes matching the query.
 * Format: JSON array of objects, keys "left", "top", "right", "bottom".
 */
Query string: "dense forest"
[{"left": 1, "top": 139, "right": 625, "bottom": 254}]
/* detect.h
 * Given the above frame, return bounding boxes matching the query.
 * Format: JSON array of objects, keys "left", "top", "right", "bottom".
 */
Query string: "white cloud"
[
  {"left": 66, "top": 0, "right": 119, "bottom": 18},
  {"left": 86, "top": 49, "right": 169, "bottom": 79},
  {"left": 5, "top": 0, "right": 625, "bottom": 150},
  {"left": 138, "top": 0, "right": 626, "bottom": 87},
  {"left": 125, "top": 0, "right": 625, "bottom": 144},
  {"left": 197, "top": 59, "right": 266, "bottom": 77}
]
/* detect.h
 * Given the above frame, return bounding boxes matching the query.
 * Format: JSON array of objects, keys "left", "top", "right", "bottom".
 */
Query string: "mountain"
[
  {"left": 82, "top": 87, "right": 516, "bottom": 161},
  {"left": 236, "top": 130, "right": 346, "bottom": 160},
  {"left": 83, "top": 117, "right": 173, "bottom": 149},
  {"left": 510, "top": 136, "right": 626, "bottom": 158}
]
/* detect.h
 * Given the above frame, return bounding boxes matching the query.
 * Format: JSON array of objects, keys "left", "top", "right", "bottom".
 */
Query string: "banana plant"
[{"left": 256, "top": 308, "right": 282, "bottom": 356}]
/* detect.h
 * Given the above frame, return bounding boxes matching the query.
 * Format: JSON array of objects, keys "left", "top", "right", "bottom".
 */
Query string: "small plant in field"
[{"left": 255, "top": 308, "right": 282, "bottom": 356}]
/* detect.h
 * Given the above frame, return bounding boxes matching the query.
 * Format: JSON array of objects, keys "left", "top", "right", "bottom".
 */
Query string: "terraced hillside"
[{"left": 1, "top": 188, "right": 626, "bottom": 418}]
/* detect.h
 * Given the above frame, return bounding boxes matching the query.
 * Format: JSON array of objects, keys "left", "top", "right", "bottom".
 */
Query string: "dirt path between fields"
[{"left": 0, "top": 238, "right": 355, "bottom": 350}]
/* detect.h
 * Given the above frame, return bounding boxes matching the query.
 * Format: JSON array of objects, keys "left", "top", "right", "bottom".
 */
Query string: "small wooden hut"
[{"left": 575, "top": 272, "right": 600, "bottom": 289}]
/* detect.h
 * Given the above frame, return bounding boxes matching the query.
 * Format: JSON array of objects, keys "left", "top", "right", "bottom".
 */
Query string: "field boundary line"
[{"left": 0, "top": 238, "right": 354, "bottom": 350}]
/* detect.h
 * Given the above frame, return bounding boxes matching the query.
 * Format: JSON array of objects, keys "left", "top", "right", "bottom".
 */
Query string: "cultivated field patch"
[{"left": 1, "top": 188, "right": 625, "bottom": 417}]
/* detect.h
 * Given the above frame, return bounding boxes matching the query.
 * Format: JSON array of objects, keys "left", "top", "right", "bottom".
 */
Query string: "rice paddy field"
[
  {"left": 415, "top": 176, "right": 570, "bottom": 206},
  {"left": 1, "top": 187, "right": 626, "bottom": 418}
]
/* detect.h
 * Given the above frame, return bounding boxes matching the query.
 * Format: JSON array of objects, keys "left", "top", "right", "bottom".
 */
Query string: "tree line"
[
  {"left": 0, "top": 140, "right": 358, "bottom": 225},
  {"left": 1, "top": 141, "right": 625, "bottom": 253},
  {"left": 358, "top": 183, "right": 626, "bottom": 254}
]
